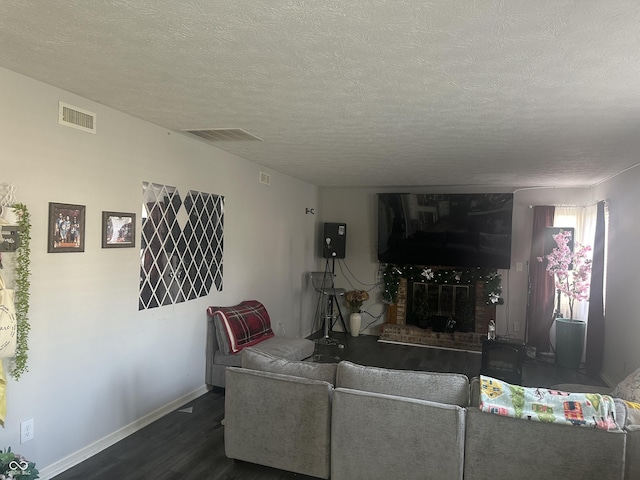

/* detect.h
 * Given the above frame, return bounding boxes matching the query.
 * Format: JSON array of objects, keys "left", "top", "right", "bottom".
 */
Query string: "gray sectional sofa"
[
  {"left": 223, "top": 348, "right": 640, "bottom": 480},
  {"left": 205, "top": 301, "right": 315, "bottom": 388}
]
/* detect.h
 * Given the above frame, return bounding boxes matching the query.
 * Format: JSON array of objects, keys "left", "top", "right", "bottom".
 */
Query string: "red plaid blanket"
[{"left": 207, "top": 300, "right": 275, "bottom": 354}]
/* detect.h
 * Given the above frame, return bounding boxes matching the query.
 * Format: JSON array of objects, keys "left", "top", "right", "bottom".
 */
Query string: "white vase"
[{"left": 350, "top": 312, "right": 362, "bottom": 337}]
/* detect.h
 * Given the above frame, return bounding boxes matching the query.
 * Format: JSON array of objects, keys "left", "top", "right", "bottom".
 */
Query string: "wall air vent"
[
  {"left": 181, "top": 128, "right": 263, "bottom": 142},
  {"left": 58, "top": 102, "right": 96, "bottom": 134},
  {"left": 259, "top": 171, "right": 271, "bottom": 186}
]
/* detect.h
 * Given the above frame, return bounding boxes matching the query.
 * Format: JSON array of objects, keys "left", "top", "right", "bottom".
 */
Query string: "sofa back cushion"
[
  {"left": 336, "top": 361, "right": 469, "bottom": 406},
  {"left": 207, "top": 300, "right": 275, "bottom": 355},
  {"left": 331, "top": 388, "right": 465, "bottom": 480},
  {"left": 242, "top": 348, "right": 337, "bottom": 385},
  {"left": 464, "top": 407, "right": 626, "bottom": 480},
  {"left": 225, "top": 367, "right": 333, "bottom": 479},
  {"left": 478, "top": 375, "right": 619, "bottom": 431},
  {"left": 611, "top": 366, "right": 640, "bottom": 403}
]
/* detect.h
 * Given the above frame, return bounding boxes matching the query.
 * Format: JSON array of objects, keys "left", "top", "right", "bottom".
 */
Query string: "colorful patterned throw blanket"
[{"left": 479, "top": 376, "right": 618, "bottom": 431}]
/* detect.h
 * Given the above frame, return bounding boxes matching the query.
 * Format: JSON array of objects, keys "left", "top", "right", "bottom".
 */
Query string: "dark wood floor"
[{"left": 53, "top": 334, "right": 606, "bottom": 480}]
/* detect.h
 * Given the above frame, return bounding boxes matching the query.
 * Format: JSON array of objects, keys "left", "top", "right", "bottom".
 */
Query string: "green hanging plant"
[
  {"left": 381, "top": 263, "right": 503, "bottom": 306},
  {"left": 11, "top": 203, "right": 31, "bottom": 380},
  {"left": 0, "top": 447, "right": 39, "bottom": 479}
]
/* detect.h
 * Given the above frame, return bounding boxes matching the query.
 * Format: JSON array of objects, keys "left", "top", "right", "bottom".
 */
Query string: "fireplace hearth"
[{"left": 379, "top": 324, "right": 486, "bottom": 352}]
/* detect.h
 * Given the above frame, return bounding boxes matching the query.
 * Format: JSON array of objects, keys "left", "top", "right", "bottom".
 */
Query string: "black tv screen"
[{"left": 377, "top": 193, "right": 513, "bottom": 269}]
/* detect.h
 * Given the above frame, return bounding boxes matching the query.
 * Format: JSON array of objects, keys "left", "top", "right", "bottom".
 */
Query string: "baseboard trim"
[{"left": 39, "top": 384, "right": 209, "bottom": 479}]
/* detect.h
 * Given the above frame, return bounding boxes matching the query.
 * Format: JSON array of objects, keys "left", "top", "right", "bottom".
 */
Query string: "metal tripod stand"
[{"left": 311, "top": 259, "right": 348, "bottom": 347}]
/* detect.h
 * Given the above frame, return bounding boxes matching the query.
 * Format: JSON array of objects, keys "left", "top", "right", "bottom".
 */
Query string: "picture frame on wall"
[
  {"left": 48, "top": 202, "right": 86, "bottom": 253},
  {"left": 102, "top": 211, "right": 136, "bottom": 248}
]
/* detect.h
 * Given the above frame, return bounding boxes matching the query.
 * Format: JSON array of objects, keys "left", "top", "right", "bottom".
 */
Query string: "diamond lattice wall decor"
[{"left": 139, "top": 182, "right": 224, "bottom": 310}]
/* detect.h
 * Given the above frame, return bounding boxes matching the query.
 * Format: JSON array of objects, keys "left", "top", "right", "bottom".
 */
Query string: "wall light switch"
[{"left": 516, "top": 262, "right": 523, "bottom": 272}]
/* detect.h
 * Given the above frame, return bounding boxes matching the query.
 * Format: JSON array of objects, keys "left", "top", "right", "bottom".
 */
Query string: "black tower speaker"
[{"left": 323, "top": 222, "right": 347, "bottom": 258}]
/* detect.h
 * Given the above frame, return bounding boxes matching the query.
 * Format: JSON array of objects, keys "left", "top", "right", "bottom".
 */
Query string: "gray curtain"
[{"left": 526, "top": 206, "right": 555, "bottom": 353}]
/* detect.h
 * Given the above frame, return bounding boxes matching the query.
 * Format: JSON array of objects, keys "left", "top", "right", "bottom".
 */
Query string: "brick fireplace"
[{"left": 379, "top": 276, "right": 496, "bottom": 352}]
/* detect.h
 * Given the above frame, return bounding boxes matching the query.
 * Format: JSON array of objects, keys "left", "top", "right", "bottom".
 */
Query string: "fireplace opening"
[
  {"left": 408, "top": 282, "right": 475, "bottom": 332},
  {"left": 405, "top": 276, "right": 494, "bottom": 335},
  {"left": 380, "top": 269, "right": 498, "bottom": 351}
]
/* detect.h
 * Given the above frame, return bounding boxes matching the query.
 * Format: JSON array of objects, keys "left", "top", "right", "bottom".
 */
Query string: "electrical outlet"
[{"left": 20, "top": 418, "right": 34, "bottom": 444}]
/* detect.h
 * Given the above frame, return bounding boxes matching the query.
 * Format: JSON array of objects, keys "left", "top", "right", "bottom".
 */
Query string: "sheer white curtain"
[{"left": 553, "top": 204, "right": 597, "bottom": 322}]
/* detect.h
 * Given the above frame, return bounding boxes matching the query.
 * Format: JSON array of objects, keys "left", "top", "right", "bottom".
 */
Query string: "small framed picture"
[
  {"left": 48, "top": 202, "right": 86, "bottom": 253},
  {"left": 102, "top": 211, "right": 136, "bottom": 248}
]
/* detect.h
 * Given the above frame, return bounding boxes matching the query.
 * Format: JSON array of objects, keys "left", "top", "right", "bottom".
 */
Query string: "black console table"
[{"left": 480, "top": 338, "right": 525, "bottom": 384}]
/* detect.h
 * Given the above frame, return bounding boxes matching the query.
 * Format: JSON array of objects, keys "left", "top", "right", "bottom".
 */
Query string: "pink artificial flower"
[{"left": 538, "top": 230, "right": 593, "bottom": 319}]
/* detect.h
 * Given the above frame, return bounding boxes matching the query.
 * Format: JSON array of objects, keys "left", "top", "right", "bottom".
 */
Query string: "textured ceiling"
[{"left": 2, "top": 1, "right": 640, "bottom": 188}]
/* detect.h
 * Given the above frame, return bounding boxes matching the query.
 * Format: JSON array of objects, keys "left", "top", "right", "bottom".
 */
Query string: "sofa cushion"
[
  {"left": 335, "top": 361, "right": 469, "bottom": 406},
  {"left": 207, "top": 300, "right": 275, "bottom": 355},
  {"left": 242, "top": 348, "right": 337, "bottom": 384},
  {"left": 206, "top": 334, "right": 315, "bottom": 389},
  {"left": 225, "top": 367, "right": 333, "bottom": 479},
  {"left": 621, "top": 400, "right": 640, "bottom": 427},
  {"left": 331, "top": 388, "right": 465, "bottom": 480},
  {"left": 611, "top": 366, "right": 640, "bottom": 402},
  {"left": 479, "top": 375, "right": 619, "bottom": 431},
  {"left": 464, "top": 407, "right": 627, "bottom": 480},
  {"left": 251, "top": 335, "right": 315, "bottom": 360}
]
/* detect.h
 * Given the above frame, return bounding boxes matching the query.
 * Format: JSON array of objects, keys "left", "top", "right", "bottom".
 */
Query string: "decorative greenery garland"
[
  {"left": 381, "top": 263, "right": 503, "bottom": 306},
  {"left": 12, "top": 203, "right": 31, "bottom": 380}
]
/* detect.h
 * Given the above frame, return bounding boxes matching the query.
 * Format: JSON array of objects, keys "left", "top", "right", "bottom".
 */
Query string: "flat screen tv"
[{"left": 377, "top": 193, "right": 513, "bottom": 269}]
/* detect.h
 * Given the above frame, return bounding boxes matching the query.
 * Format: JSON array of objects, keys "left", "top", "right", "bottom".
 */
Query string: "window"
[{"left": 552, "top": 204, "right": 606, "bottom": 320}]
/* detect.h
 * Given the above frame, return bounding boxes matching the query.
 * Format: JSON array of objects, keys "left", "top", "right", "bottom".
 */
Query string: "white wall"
[
  {"left": 593, "top": 165, "right": 640, "bottom": 386},
  {"left": 0, "top": 66, "right": 319, "bottom": 475}
]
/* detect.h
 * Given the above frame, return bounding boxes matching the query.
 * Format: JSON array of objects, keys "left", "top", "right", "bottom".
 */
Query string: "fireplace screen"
[{"left": 410, "top": 282, "right": 474, "bottom": 332}]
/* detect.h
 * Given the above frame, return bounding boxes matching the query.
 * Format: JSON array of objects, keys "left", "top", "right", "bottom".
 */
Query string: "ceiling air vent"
[
  {"left": 181, "top": 128, "right": 263, "bottom": 142},
  {"left": 59, "top": 102, "right": 96, "bottom": 134}
]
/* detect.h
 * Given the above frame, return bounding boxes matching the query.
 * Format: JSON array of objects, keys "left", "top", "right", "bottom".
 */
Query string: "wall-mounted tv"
[{"left": 377, "top": 193, "right": 514, "bottom": 269}]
